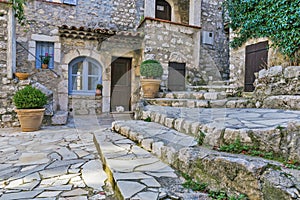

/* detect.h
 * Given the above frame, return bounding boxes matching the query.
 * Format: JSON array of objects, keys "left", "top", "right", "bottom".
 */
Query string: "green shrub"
[
  {"left": 140, "top": 59, "right": 163, "bottom": 79},
  {"left": 13, "top": 85, "right": 47, "bottom": 109}
]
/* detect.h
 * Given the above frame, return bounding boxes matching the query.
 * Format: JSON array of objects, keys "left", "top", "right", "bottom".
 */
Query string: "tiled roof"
[
  {"left": 58, "top": 25, "right": 143, "bottom": 40},
  {"left": 58, "top": 25, "right": 116, "bottom": 40}
]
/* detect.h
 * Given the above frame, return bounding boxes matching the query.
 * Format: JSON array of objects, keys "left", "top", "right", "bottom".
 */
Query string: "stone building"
[
  {"left": 0, "top": 0, "right": 229, "bottom": 127},
  {"left": 229, "top": 35, "right": 299, "bottom": 93}
]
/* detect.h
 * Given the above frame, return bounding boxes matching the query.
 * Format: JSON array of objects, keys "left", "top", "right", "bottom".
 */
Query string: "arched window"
[
  {"left": 155, "top": 0, "right": 171, "bottom": 21},
  {"left": 68, "top": 57, "right": 102, "bottom": 95}
]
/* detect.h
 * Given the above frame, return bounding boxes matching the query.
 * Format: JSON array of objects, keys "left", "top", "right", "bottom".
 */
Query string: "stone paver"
[
  {"left": 0, "top": 115, "right": 115, "bottom": 200},
  {"left": 144, "top": 105, "right": 300, "bottom": 129},
  {"left": 94, "top": 128, "right": 208, "bottom": 199}
]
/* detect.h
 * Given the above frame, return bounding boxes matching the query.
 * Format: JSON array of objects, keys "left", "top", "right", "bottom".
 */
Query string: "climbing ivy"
[
  {"left": 10, "top": 0, "right": 26, "bottom": 25},
  {"left": 224, "top": 0, "right": 300, "bottom": 64}
]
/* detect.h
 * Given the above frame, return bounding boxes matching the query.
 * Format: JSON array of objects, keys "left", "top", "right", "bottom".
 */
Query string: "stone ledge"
[{"left": 111, "top": 120, "right": 300, "bottom": 200}]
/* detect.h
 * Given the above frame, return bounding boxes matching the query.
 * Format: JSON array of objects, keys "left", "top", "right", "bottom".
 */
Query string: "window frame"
[
  {"left": 35, "top": 41, "right": 54, "bottom": 69},
  {"left": 68, "top": 57, "right": 102, "bottom": 95}
]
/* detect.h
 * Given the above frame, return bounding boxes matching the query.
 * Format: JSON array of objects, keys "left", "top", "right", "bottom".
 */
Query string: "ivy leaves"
[
  {"left": 224, "top": 0, "right": 300, "bottom": 64},
  {"left": 10, "top": 0, "right": 26, "bottom": 26}
]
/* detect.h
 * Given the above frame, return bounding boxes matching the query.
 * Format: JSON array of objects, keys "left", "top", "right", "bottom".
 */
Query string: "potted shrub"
[
  {"left": 140, "top": 59, "right": 163, "bottom": 98},
  {"left": 13, "top": 85, "right": 47, "bottom": 132},
  {"left": 40, "top": 53, "right": 51, "bottom": 69},
  {"left": 96, "top": 84, "right": 103, "bottom": 96}
]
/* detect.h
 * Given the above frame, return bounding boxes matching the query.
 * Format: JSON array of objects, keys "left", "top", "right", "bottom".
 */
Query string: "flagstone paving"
[
  {"left": 143, "top": 105, "right": 300, "bottom": 129},
  {"left": 0, "top": 116, "right": 114, "bottom": 200},
  {"left": 0, "top": 107, "right": 300, "bottom": 199}
]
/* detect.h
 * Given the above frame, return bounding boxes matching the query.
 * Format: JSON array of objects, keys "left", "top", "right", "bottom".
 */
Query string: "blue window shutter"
[
  {"left": 36, "top": 44, "right": 42, "bottom": 69},
  {"left": 63, "top": 0, "right": 77, "bottom": 5}
]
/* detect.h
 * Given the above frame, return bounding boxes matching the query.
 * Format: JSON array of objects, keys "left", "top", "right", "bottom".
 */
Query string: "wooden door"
[
  {"left": 168, "top": 62, "right": 186, "bottom": 91},
  {"left": 111, "top": 57, "right": 132, "bottom": 112},
  {"left": 155, "top": 0, "right": 171, "bottom": 21},
  {"left": 245, "top": 41, "right": 268, "bottom": 92}
]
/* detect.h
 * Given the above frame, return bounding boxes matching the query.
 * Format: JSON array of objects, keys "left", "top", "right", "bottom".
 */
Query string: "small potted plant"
[
  {"left": 13, "top": 85, "right": 48, "bottom": 132},
  {"left": 95, "top": 84, "right": 103, "bottom": 96},
  {"left": 140, "top": 59, "right": 163, "bottom": 98},
  {"left": 40, "top": 53, "right": 52, "bottom": 69}
]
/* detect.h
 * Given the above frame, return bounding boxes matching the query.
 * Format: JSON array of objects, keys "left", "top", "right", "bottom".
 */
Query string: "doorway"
[
  {"left": 168, "top": 62, "right": 186, "bottom": 91},
  {"left": 155, "top": 0, "right": 171, "bottom": 21},
  {"left": 245, "top": 41, "right": 268, "bottom": 92},
  {"left": 111, "top": 57, "right": 132, "bottom": 112}
]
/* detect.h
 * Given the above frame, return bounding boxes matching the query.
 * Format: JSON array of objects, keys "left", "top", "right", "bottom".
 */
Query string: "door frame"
[{"left": 110, "top": 57, "right": 132, "bottom": 112}]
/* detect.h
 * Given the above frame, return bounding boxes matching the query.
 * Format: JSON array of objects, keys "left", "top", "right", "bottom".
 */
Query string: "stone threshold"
[
  {"left": 93, "top": 128, "right": 209, "bottom": 200},
  {"left": 111, "top": 120, "right": 300, "bottom": 200}
]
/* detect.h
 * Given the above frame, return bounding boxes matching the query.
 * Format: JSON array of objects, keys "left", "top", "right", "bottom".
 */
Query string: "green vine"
[
  {"left": 224, "top": 0, "right": 300, "bottom": 65},
  {"left": 10, "top": 0, "right": 26, "bottom": 25}
]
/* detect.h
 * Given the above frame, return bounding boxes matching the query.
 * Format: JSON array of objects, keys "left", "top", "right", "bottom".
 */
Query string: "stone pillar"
[
  {"left": 189, "top": 0, "right": 201, "bottom": 70},
  {"left": 144, "top": 0, "right": 155, "bottom": 18},
  {"left": 189, "top": 0, "right": 201, "bottom": 26},
  {"left": 7, "top": 6, "right": 16, "bottom": 79}
]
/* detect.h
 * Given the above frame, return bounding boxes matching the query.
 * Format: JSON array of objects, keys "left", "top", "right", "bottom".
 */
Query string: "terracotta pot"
[
  {"left": 15, "top": 72, "right": 30, "bottom": 80},
  {"left": 15, "top": 108, "right": 45, "bottom": 132},
  {"left": 140, "top": 79, "right": 161, "bottom": 98},
  {"left": 95, "top": 89, "right": 102, "bottom": 96},
  {"left": 42, "top": 64, "right": 48, "bottom": 69}
]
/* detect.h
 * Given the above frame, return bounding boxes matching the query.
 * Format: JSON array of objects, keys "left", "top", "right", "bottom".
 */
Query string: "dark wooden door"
[
  {"left": 245, "top": 41, "right": 268, "bottom": 92},
  {"left": 168, "top": 62, "right": 186, "bottom": 91},
  {"left": 111, "top": 57, "right": 132, "bottom": 112},
  {"left": 155, "top": 0, "right": 171, "bottom": 21}
]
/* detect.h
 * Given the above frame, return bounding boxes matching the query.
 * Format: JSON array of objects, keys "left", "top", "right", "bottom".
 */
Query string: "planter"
[
  {"left": 95, "top": 89, "right": 102, "bottom": 96},
  {"left": 42, "top": 64, "right": 48, "bottom": 69},
  {"left": 140, "top": 79, "right": 161, "bottom": 98},
  {"left": 15, "top": 72, "right": 30, "bottom": 80},
  {"left": 15, "top": 108, "right": 45, "bottom": 132}
]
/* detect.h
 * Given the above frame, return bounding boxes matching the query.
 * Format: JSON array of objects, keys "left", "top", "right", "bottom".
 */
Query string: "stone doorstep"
[
  {"left": 93, "top": 128, "right": 209, "bottom": 200},
  {"left": 111, "top": 120, "right": 300, "bottom": 200}
]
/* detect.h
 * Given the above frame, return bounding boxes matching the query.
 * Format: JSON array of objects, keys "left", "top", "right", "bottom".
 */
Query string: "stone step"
[
  {"left": 93, "top": 128, "right": 209, "bottom": 200},
  {"left": 51, "top": 111, "right": 68, "bottom": 125},
  {"left": 140, "top": 105, "right": 300, "bottom": 162},
  {"left": 146, "top": 98, "right": 253, "bottom": 108},
  {"left": 158, "top": 91, "right": 227, "bottom": 100},
  {"left": 111, "top": 120, "right": 300, "bottom": 200},
  {"left": 259, "top": 95, "right": 300, "bottom": 110},
  {"left": 187, "top": 84, "right": 234, "bottom": 93}
]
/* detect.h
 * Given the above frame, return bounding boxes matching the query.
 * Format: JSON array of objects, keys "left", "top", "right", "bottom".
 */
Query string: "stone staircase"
[
  {"left": 147, "top": 83, "right": 254, "bottom": 109},
  {"left": 91, "top": 85, "right": 300, "bottom": 199},
  {"left": 108, "top": 120, "right": 300, "bottom": 200}
]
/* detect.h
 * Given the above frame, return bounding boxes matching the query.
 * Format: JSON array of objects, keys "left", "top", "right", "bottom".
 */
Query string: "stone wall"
[
  {"left": 139, "top": 18, "right": 202, "bottom": 89},
  {"left": 0, "top": 3, "right": 16, "bottom": 128},
  {"left": 253, "top": 65, "right": 300, "bottom": 110},
  {"left": 200, "top": 0, "right": 229, "bottom": 82},
  {"left": 68, "top": 95, "right": 102, "bottom": 116}
]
